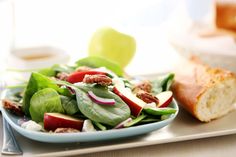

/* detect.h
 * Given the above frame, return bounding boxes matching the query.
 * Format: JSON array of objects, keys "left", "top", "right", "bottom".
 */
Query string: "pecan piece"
[
  {"left": 133, "top": 81, "right": 152, "bottom": 93},
  {"left": 76, "top": 66, "right": 92, "bottom": 72},
  {"left": 2, "top": 99, "right": 23, "bottom": 116},
  {"left": 136, "top": 91, "right": 159, "bottom": 104},
  {"left": 56, "top": 72, "right": 69, "bottom": 81},
  {"left": 83, "top": 74, "right": 112, "bottom": 86},
  {"left": 54, "top": 128, "right": 80, "bottom": 133}
]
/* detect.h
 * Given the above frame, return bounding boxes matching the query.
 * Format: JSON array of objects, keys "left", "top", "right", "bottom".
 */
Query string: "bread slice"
[{"left": 171, "top": 57, "right": 236, "bottom": 122}]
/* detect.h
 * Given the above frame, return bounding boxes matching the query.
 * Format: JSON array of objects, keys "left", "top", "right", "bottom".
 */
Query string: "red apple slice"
[
  {"left": 156, "top": 91, "right": 173, "bottom": 108},
  {"left": 44, "top": 113, "right": 84, "bottom": 131},
  {"left": 113, "top": 86, "right": 146, "bottom": 117}
]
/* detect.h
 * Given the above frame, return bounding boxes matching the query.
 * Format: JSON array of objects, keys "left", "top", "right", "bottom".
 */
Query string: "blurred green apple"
[{"left": 88, "top": 27, "right": 136, "bottom": 68}]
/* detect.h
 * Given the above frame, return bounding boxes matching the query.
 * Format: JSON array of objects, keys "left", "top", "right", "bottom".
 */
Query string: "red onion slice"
[
  {"left": 88, "top": 91, "right": 115, "bottom": 105},
  {"left": 113, "top": 118, "right": 132, "bottom": 129}
]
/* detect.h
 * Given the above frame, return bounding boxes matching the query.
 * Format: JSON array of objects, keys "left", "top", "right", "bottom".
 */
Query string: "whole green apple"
[{"left": 88, "top": 27, "right": 136, "bottom": 68}]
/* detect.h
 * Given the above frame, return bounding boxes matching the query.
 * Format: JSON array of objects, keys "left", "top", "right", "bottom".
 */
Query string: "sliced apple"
[
  {"left": 44, "top": 113, "right": 84, "bottom": 131},
  {"left": 156, "top": 91, "right": 173, "bottom": 108},
  {"left": 113, "top": 86, "right": 146, "bottom": 117}
]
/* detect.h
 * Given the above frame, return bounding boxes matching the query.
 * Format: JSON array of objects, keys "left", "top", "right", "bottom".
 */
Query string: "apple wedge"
[
  {"left": 44, "top": 113, "right": 84, "bottom": 131},
  {"left": 156, "top": 91, "right": 173, "bottom": 108},
  {"left": 113, "top": 86, "right": 146, "bottom": 117}
]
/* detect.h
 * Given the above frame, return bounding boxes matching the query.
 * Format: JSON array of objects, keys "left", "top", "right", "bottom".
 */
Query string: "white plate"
[{"left": 0, "top": 84, "right": 178, "bottom": 143}]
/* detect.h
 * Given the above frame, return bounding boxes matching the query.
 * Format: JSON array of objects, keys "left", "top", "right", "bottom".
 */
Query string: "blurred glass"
[{"left": 0, "top": 0, "right": 14, "bottom": 71}]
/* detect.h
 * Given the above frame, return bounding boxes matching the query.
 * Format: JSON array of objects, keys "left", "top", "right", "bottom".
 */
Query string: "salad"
[{"left": 2, "top": 56, "right": 176, "bottom": 133}]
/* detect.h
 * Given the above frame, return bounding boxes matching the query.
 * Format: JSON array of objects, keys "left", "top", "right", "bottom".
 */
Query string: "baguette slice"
[{"left": 172, "top": 57, "right": 236, "bottom": 122}]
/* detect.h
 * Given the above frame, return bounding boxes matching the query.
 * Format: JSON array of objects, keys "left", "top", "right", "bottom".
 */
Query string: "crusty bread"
[{"left": 171, "top": 57, "right": 236, "bottom": 122}]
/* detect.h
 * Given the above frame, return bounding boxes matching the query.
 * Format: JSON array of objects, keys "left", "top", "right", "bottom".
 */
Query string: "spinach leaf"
[
  {"left": 151, "top": 73, "right": 174, "bottom": 95},
  {"left": 143, "top": 107, "right": 176, "bottom": 116},
  {"left": 37, "top": 64, "right": 75, "bottom": 77},
  {"left": 38, "top": 68, "right": 56, "bottom": 77},
  {"left": 52, "top": 64, "right": 75, "bottom": 74},
  {"left": 92, "top": 121, "right": 107, "bottom": 131},
  {"left": 74, "top": 84, "right": 130, "bottom": 126},
  {"left": 29, "top": 88, "right": 65, "bottom": 122},
  {"left": 124, "top": 114, "right": 146, "bottom": 127},
  {"left": 60, "top": 95, "right": 79, "bottom": 115},
  {"left": 22, "top": 72, "right": 70, "bottom": 116},
  {"left": 76, "top": 56, "right": 123, "bottom": 76}
]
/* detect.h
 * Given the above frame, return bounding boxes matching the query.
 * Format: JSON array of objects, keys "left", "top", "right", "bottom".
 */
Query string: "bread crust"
[{"left": 171, "top": 57, "right": 236, "bottom": 121}]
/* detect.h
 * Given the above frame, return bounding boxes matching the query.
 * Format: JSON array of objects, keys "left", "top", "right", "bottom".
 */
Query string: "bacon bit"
[
  {"left": 54, "top": 128, "right": 80, "bottom": 133},
  {"left": 133, "top": 81, "right": 152, "bottom": 93},
  {"left": 136, "top": 91, "right": 159, "bottom": 104},
  {"left": 2, "top": 99, "right": 24, "bottom": 116},
  {"left": 56, "top": 72, "right": 69, "bottom": 81},
  {"left": 83, "top": 74, "right": 112, "bottom": 86}
]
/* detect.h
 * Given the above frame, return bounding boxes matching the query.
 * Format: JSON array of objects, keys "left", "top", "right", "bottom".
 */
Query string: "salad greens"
[
  {"left": 4, "top": 56, "right": 177, "bottom": 133},
  {"left": 75, "top": 85, "right": 130, "bottom": 126},
  {"left": 60, "top": 95, "right": 79, "bottom": 115},
  {"left": 76, "top": 56, "right": 123, "bottom": 76},
  {"left": 38, "top": 68, "right": 56, "bottom": 77},
  {"left": 92, "top": 121, "right": 107, "bottom": 131},
  {"left": 143, "top": 107, "right": 176, "bottom": 116},
  {"left": 22, "top": 72, "right": 70, "bottom": 116},
  {"left": 29, "top": 88, "right": 65, "bottom": 122},
  {"left": 151, "top": 73, "right": 174, "bottom": 95},
  {"left": 124, "top": 114, "right": 147, "bottom": 127},
  {"left": 51, "top": 64, "right": 75, "bottom": 74}
]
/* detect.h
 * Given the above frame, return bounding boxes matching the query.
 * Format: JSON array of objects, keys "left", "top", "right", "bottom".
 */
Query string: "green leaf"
[
  {"left": 140, "top": 118, "right": 160, "bottom": 124},
  {"left": 151, "top": 73, "right": 175, "bottom": 95},
  {"left": 161, "top": 114, "right": 171, "bottom": 120},
  {"left": 29, "top": 88, "right": 65, "bottom": 122},
  {"left": 52, "top": 64, "right": 75, "bottom": 74},
  {"left": 74, "top": 84, "right": 130, "bottom": 126},
  {"left": 60, "top": 95, "right": 79, "bottom": 115},
  {"left": 22, "top": 72, "right": 70, "bottom": 116},
  {"left": 144, "top": 107, "right": 176, "bottom": 116},
  {"left": 38, "top": 68, "right": 56, "bottom": 77},
  {"left": 76, "top": 56, "right": 123, "bottom": 76},
  {"left": 124, "top": 114, "right": 146, "bottom": 127},
  {"left": 92, "top": 121, "right": 107, "bottom": 131}
]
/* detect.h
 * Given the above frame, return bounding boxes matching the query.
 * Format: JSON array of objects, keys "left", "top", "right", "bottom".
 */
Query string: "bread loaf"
[{"left": 171, "top": 57, "right": 236, "bottom": 122}]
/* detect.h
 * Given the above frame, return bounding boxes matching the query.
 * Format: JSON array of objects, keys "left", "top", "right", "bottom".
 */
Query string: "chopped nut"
[
  {"left": 54, "top": 128, "right": 80, "bottom": 133},
  {"left": 83, "top": 74, "right": 112, "bottom": 86},
  {"left": 76, "top": 66, "right": 92, "bottom": 72},
  {"left": 56, "top": 72, "right": 69, "bottom": 81},
  {"left": 136, "top": 91, "right": 159, "bottom": 104},
  {"left": 2, "top": 99, "right": 23, "bottom": 116},
  {"left": 133, "top": 81, "right": 152, "bottom": 93}
]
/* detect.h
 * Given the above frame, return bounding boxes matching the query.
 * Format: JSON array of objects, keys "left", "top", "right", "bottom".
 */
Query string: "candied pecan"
[
  {"left": 76, "top": 66, "right": 92, "bottom": 72},
  {"left": 56, "top": 72, "right": 69, "bottom": 81},
  {"left": 83, "top": 74, "right": 112, "bottom": 86},
  {"left": 54, "top": 128, "right": 80, "bottom": 133},
  {"left": 133, "top": 81, "right": 152, "bottom": 93},
  {"left": 2, "top": 99, "right": 23, "bottom": 116},
  {"left": 136, "top": 91, "right": 159, "bottom": 104}
]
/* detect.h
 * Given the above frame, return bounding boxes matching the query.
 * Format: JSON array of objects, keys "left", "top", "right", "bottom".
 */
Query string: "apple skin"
[
  {"left": 113, "top": 86, "right": 144, "bottom": 117},
  {"left": 88, "top": 27, "right": 136, "bottom": 68},
  {"left": 67, "top": 71, "right": 107, "bottom": 84},
  {"left": 44, "top": 113, "right": 84, "bottom": 131},
  {"left": 156, "top": 91, "right": 173, "bottom": 108}
]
